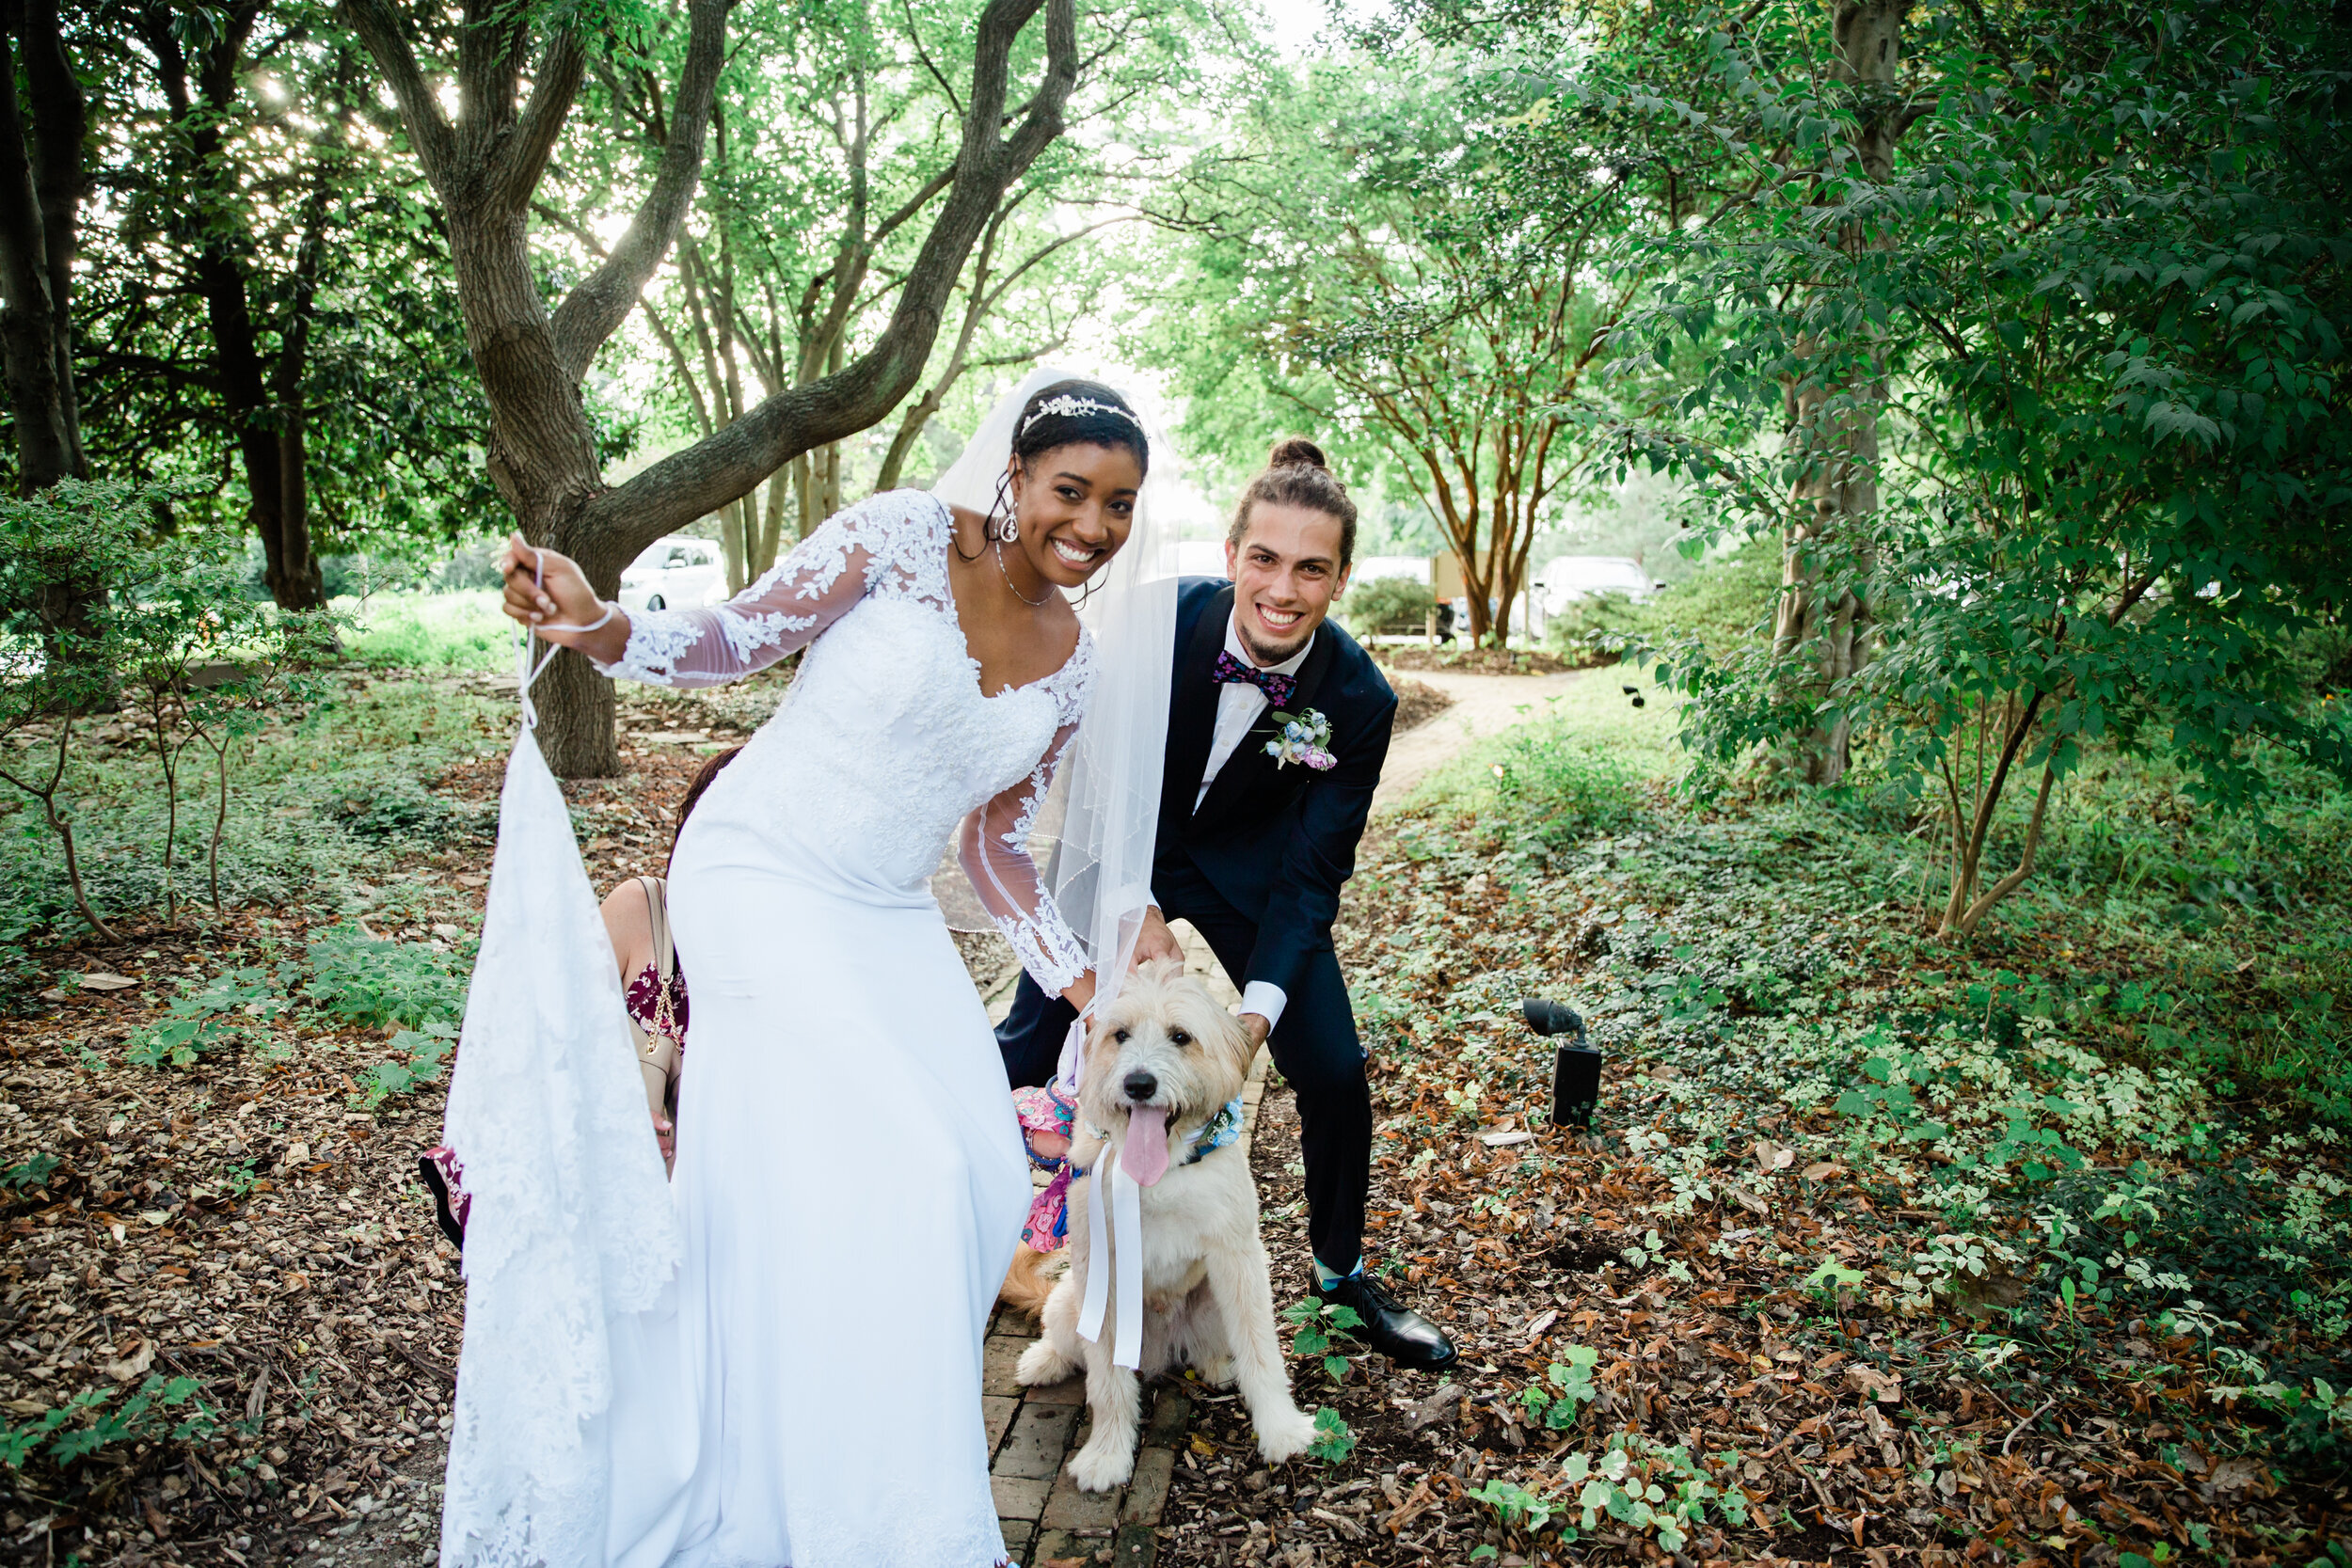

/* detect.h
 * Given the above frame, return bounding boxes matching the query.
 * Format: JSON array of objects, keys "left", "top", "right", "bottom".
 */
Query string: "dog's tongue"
[{"left": 1122, "top": 1106, "right": 1171, "bottom": 1187}]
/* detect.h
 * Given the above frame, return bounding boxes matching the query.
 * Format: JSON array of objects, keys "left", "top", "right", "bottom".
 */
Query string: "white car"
[
  {"left": 1536, "top": 555, "right": 1664, "bottom": 617},
  {"left": 618, "top": 536, "right": 727, "bottom": 612}
]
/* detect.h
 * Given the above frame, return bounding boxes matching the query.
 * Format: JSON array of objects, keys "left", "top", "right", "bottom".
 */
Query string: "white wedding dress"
[{"left": 461, "top": 490, "right": 1094, "bottom": 1568}]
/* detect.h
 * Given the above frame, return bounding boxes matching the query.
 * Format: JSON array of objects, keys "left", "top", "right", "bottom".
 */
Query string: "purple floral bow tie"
[{"left": 1212, "top": 650, "right": 1297, "bottom": 708}]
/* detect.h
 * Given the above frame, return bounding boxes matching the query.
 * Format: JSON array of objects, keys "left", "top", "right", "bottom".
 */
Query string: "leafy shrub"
[
  {"left": 2, "top": 1153, "right": 58, "bottom": 1191},
  {"left": 320, "top": 769, "right": 470, "bottom": 845},
  {"left": 1281, "top": 1298, "right": 1364, "bottom": 1383},
  {"left": 1516, "top": 1345, "right": 1599, "bottom": 1431},
  {"left": 123, "top": 963, "right": 297, "bottom": 1069},
  {"left": 1543, "top": 590, "right": 1646, "bottom": 647},
  {"left": 1340, "top": 576, "right": 1438, "bottom": 635},
  {"left": 0, "top": 663, "right": 501, "bottom": 937},
  {"left": 1547, "top": 541, "right": 1779, "bottom": 659},
  {"left": 1412, "top": 715, "right": 1642, "bottom": 867},
  {"left": 1555, "top": 1433, "right": 1748, "bottom": 1554},
  {"left": 2040, "top": 1160, "right": 2352, "bottom": 1346},
  {"left": 0, "top": 1374, "right": 218, "bottom": 1469},
  {"left": 2207, "top": 1372, "right": 2352, "bottom": 1461},
  {"left": 342, "top": 589, "right": 512, "bottom": 673},
  {"left": 1467, "top": 1477, "right": 1559, "bottom": 1536},
  {"left": 1307, "top": 1407, "right": 1355, "bottom": 1464},
  {"left": 357, "top": 1022, "right": 458, "bottom": 1109},
  {"left": 303, "top": 923, "right": 465, "bottom": 1031}
]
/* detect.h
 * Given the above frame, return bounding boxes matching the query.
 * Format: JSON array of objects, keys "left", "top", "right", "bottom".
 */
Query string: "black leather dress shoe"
[{"left": 1311, "top": 1272, "right": 1457, "bottom": 1371}]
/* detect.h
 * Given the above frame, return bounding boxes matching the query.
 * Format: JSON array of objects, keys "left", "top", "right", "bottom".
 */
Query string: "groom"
[{"left": 997, "top": 451, "right": 1456, "bottom": 1372}]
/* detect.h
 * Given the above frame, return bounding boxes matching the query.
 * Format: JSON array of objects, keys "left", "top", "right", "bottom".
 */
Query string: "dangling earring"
[{"left": 991, "top": 469, "right": 1021, "bottom": 543}]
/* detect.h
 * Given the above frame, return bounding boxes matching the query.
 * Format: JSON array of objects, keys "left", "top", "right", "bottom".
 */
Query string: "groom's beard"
[{"left": 1233, "top": 610, "right": 1316, "bottom": 668}]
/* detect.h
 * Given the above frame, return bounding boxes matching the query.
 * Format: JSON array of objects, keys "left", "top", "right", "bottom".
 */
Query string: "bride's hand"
[{"left": 498, "top": 531, "right": 611, "bottom": 645}]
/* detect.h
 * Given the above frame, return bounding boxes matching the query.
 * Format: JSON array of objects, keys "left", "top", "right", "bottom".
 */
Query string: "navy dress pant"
[{"left": 994, "top": 853, "right": 1372, "bottom": 1275}]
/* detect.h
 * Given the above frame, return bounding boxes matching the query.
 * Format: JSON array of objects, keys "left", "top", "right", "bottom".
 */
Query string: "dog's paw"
[
  {"left": 1193, "top": 1354, "right": 1236, "bottom": 1387},
  {"left": 1067, "top": 1435, "right": 1137, "bottom": 1493},
  {"left": 1015, "top": 1339, "right": 1078, "bottom": 1387},
  {"left": 1254, "top": 1408, "right": 1321, "bottom": 1465}
]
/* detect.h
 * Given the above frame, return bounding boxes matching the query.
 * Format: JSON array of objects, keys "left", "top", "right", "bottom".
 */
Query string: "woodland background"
[{"left": 0, "top": 0, "right": 2345, "bottom": 1564}]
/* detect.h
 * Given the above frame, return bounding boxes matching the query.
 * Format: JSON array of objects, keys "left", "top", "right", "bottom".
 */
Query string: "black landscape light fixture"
[{"left": 1524, "top": 998, "right": 1601, "bottom": 1130}]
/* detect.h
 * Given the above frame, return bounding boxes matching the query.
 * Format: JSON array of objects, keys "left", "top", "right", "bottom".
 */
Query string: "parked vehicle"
[
  {"left": 1534, "top": 556, "right": 1663, "bottom": 617},
  {"left": 617, "top": 536, "right": 727, "bottom": 612}
]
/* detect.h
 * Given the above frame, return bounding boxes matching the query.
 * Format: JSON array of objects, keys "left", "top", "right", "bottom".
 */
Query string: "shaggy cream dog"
[{"left": 1016, "top": 959, "right": 1320, "bottom": 1491}]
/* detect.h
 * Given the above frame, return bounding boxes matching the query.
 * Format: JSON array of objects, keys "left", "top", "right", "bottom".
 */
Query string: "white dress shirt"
[{"left": 1184, "top": 612, "right": 1314, "bottom": 1032}]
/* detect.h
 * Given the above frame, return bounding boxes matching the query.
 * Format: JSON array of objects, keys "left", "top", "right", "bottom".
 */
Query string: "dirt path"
[{"left": 1373, "top": 670, "right": 1587, "bottom": 814}]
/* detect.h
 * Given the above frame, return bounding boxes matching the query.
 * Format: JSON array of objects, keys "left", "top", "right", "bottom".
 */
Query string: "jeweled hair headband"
[{"left": 1021, "top": 393, "right": 1145, "bottom": 436}]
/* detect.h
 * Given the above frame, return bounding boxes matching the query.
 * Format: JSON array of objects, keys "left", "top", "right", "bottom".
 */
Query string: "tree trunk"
[
  {"left": 1772, "top": 379, "right": 1878, "bottom": 780},
  {"left": 1772, "top": 0, "right": 1906, "bottom": 785},
  {"left": 144, "top": 0, "right": 333, "bottom": 609},
  {"left": 342, "top": 0, "right": 1078, "bottom": 774},
  {"left": 264, "top": 142, "right": 335, "bottom": 610},
  {"left": 716, "top": 499, "right": 747, "bottom": 594},
  {"left": 754, "top": 464, "right": 787, "bottom": 575},
  {"left": 795, "top": 449, "right": 822, "bottom": 541},
  {"left": 875, "top": 388, "right": 943, "bottom": 492},
  {"left": 259, "top": 59, "right": 346, "bottom": 610},
  {"left": 445, "top": 208, "right": 615, "bottom": 775},
  {"left": 0, "top": 0, "right": 84, "bottom": 493}
]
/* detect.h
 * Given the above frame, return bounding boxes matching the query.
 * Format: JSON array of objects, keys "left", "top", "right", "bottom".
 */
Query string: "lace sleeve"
[
  {"left": 593, "top": 491, "right": 950, "bottom": 689},
  {"left": 959, "top": 717, "right": 1090, "bottom": 995}
]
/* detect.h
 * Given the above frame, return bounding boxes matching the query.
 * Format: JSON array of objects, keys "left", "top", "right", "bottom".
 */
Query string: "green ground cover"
[
  {"left": 1328, "top": 640, "right": 2351, "bottom": 1560},
  {"left": 0, "top": 677, "right": 507, "bottom": 970}
]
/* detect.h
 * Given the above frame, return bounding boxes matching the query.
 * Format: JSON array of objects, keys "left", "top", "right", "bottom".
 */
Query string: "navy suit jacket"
[{"left": 1156, "top": 578, "right": 1396, "bottom": 999}]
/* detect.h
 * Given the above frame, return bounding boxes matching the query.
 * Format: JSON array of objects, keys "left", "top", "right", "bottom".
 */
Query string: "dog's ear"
[{"left": 1141, "top": 955, "right": 1184, "bottom": 987}]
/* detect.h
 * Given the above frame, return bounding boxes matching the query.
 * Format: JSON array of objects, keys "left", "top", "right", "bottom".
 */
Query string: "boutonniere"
[{"left": 1263, "top": 707, "right": 1336, "bottom": 770}]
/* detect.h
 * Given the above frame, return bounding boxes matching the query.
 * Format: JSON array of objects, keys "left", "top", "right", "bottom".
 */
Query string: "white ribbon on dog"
[
  {"left": 1077, "top": 1142, "right": 1146, "bottom": 1370},
  {"left": 1070, "top": 1013, "right": 1146, "bottom": 1370}
]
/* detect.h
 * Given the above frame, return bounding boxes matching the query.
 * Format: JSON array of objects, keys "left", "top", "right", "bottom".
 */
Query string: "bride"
[{"left": 456, "top": 372, "right": 1174, "bottom": 1567}]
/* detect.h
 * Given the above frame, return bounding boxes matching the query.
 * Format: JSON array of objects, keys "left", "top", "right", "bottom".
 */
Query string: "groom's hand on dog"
[
  {"left": 1130, "top": 905, "right": 1184, "bottom": 970},
  {"left": 1121, "top": 911, "right": 1267, "bottom": 1047}
]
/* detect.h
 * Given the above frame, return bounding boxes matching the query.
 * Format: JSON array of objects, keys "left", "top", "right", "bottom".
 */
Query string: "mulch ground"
[
  {"left": 6, "top": 670, "right": 2330, "bottom": 1568},
  {"left": 1141, "top": 820, "right": 2345, "bottom": 1568},
  {"left": 1384, "top": 678, "right": 1454, "bottom": 739},
  {"left": 0, "top": 672, "right": 860, "bottom": 1568}
]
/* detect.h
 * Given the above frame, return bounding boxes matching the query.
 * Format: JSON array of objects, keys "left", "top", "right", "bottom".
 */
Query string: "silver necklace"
[{"left": 995, "top": 538, "right": 1052, "bottom": 607}]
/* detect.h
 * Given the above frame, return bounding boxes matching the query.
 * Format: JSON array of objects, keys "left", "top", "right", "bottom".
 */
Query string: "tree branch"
[
  {"left": 581, "top": 0, "right": 1075, "bottom": 543},
  {"left": 870, "top": 166, "right": 958, "bottom": 247},
  {"left": 1950, "top": 762, "right": 2057, "bottom": 938},
  {"left": 336, "top": 0, "right": 455, "bottom": 186},
  {"left": 899, "top": 0, "right": 963, "bottom": 117},
  {"left": 492, "top": 24, "right": 588, "bottom": 213},
  {"left": 548, "top": 0, "right": 729, "bottom": 380},
  {"left": 454, "top": 0, "right": 530, "bottom": 166}
]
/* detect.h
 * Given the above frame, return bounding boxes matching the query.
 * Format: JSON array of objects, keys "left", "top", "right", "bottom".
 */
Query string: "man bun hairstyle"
[
  {"left": 1009, "top": 378, "right": 1151, "bottom": 477},
  {"left": 1228, "top": 436, "right": 1359, "bottom": 569}
]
